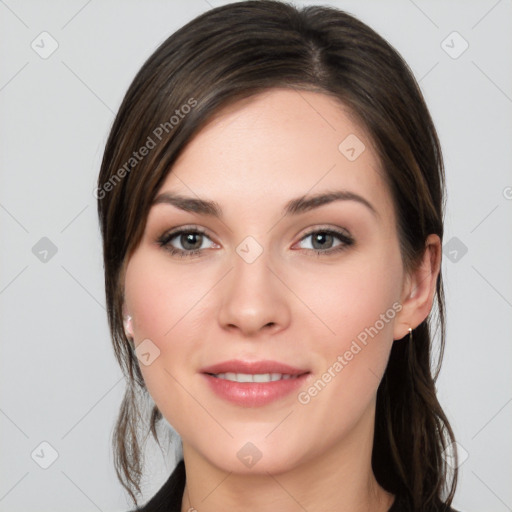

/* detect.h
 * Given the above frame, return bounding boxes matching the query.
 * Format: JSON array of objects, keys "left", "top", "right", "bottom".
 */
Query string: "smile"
[
  {"left": 200, "top": 361, "right": 310, "bottom": 407},
  {"left": 208, "top": 372, "right": 303, "bottom": 383}
]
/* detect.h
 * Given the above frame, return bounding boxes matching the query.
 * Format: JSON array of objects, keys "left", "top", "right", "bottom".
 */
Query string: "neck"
[{"left": 179, "top": 403, "right": 394, "bottom": 512}]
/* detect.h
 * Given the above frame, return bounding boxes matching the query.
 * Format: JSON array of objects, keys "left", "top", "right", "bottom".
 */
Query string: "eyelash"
[
  {"left": 157, "top": 227, "right": 354, "bottom": 258},
  {"left": 157, "top": 225, "right": 354, "bottom": 259}
]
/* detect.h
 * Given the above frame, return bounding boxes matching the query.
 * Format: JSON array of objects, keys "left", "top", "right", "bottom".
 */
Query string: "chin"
[{"left": 188, "top": 433, "right": 309, "bottom": 477}]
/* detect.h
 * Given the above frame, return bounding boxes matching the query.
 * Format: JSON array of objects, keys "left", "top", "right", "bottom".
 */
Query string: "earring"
[
  {"left": 408, "top": 327, "right": 413, "bottom": 342},
  {"left": 123, "top": 315, "right": 133, "bottom": 339}
]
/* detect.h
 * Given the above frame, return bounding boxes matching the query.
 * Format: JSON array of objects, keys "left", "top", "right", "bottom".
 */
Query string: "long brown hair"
[{"left": 97, "top": 1, "right": 458, "bottom": 509}]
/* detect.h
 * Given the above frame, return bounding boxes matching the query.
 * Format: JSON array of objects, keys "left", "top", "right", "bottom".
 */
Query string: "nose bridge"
[{"left": 217, "top": 235, "right": 290, "bottom": 335}]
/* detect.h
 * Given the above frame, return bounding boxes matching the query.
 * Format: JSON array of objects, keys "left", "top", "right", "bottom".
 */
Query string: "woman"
[{"left": 97, "top": 1, "right": 460, "bottom": 510}]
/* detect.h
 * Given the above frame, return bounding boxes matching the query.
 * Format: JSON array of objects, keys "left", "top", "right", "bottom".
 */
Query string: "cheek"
[
  {"left": 301, "top": 247, "right": 402, "bottom": 345},
  {"left": 292, "top": 254, "right": 401, "bottom": 438},
  {"left": 123, "top": 250, "right": 215, "bottom": 385},
  {"left": 123, "top": 253, "right": 208, "bottom": 428},
  {"left": 124, "top": 251, "right": 208, "bottom": 343},
  {"left": 297, "top": 246, "right": 402, "bottom": 397}
]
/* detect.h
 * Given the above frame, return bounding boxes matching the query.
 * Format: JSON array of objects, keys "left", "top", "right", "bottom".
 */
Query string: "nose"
[{"left": 217, "top": 247, "right": 291, "bottom": 338}]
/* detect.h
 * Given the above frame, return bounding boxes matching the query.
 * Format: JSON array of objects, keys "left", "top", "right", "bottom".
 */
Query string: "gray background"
[{"left": 1, "top": 1, "right": 511, "bottom": 511}]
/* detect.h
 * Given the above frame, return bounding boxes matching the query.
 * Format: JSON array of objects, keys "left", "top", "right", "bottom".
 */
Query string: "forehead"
[{"left": 159, "top": 88, "right": 392, "bottom": 220}]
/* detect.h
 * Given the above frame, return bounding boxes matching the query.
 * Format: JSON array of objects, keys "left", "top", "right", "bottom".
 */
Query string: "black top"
[{"left": 130, "top": 459, "right": 460, "bottom": 512}]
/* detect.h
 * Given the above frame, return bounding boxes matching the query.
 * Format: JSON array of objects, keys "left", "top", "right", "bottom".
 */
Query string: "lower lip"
[{"left": 202, "top": 373, "right": 309, "bottom": 407}]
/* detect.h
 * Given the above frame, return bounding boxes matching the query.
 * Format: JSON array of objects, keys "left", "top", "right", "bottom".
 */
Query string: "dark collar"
[
  {"left": 132, "top": 460, "right": 459, "bottom": 512},
  {"left": 133, "top": 459, "right": 185, "bottom": 512}
]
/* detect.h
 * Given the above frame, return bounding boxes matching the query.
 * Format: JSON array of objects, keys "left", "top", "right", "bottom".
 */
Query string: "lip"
[
  {"left": 200, "top": 359, "right": 309, "bottom": 375},
  {"left": 200, "top": 359, "right": 310, "bottom": 407}
]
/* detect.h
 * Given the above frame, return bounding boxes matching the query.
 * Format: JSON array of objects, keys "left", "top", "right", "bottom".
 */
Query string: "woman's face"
[{"left": 123, "top": 89, "right": 409, "bottom": 475}]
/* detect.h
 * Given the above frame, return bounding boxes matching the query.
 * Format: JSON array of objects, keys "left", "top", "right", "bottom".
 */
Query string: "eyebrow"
[{"left": 152, "top": 190, "right": 378, "bottom": 218}]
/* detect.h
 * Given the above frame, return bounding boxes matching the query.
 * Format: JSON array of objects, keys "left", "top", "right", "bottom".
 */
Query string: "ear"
[{"left": 393, "top": 234, "right": 441, "bottom": 340}]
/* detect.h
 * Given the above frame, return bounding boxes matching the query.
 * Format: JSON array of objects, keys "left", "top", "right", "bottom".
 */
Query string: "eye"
[
  {"left": 157, "top": 226, "right": 354, "bottom": 259},
  {"left": 295, "top": 227, "right": 354, "bottom": 256},
  {"left": 157, "top": 227, "right": 218, "bottom": 258}
]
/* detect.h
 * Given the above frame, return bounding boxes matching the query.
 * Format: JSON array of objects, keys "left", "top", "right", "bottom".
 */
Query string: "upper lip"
[{"left": 200, "top": 359, "right": 309, "bottom": 375}]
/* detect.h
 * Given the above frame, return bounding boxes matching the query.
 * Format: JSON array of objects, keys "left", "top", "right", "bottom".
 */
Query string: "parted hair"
[{"left": 97, "top": 1, "right": 458, "bottom": 509}]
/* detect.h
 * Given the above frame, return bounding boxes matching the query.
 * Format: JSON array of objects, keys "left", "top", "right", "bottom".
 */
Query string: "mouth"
[
  {"left": 200, "top": 359, "right": 311, "bottom": 407},
  {"left": 206, "top": 372, "right": 305, "bottom": 383}
]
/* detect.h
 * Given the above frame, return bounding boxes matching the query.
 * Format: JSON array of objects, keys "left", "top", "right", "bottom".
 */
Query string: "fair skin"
[{"left": 122, "top": 89, "right": 441, "bottom": 512}]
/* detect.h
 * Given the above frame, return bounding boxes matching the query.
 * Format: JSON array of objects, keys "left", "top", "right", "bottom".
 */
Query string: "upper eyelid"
[
  {"left": 302, "top": 225, "right": 352, "bottom": 237},
  {"left": 162, "top": 225, "right": 210, "bottom": 239},
  {"left": 162, "top": 224, "right": 351, "bottom": 235}
]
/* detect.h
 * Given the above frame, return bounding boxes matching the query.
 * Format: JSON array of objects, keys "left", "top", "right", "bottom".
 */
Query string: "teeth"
[{"left": 212, "top": 372, "right": 299, "bottom": 383}]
